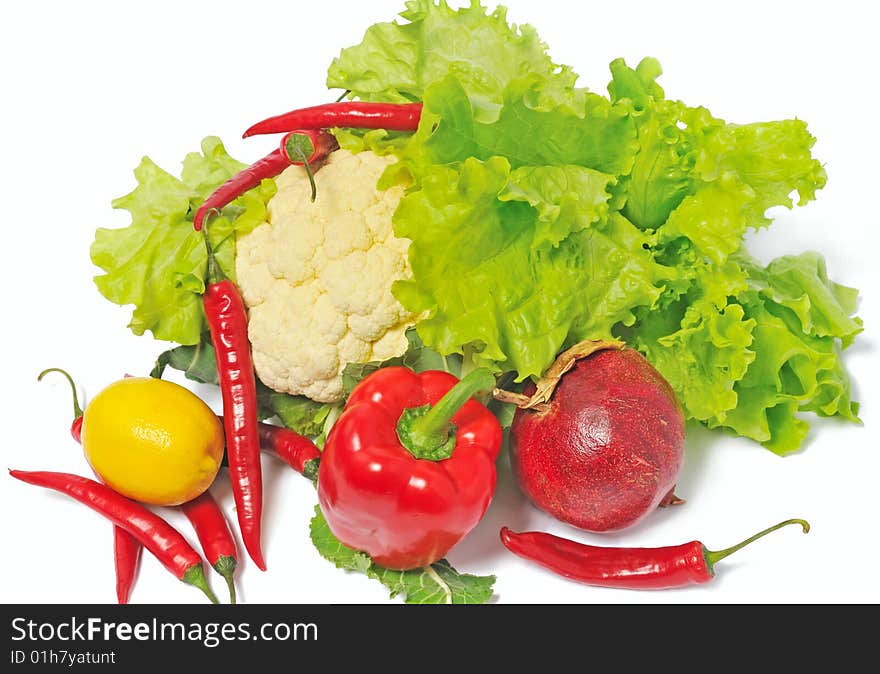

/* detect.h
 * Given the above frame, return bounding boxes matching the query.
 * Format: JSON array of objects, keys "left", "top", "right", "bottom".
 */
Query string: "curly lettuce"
[{"left": 329, "top": 2, "right": 860, "bottom": 453}]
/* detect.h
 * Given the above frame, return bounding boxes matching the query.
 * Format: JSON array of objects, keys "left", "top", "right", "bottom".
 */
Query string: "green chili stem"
[
  {"left": 705, "top": 518, "right": 810, "bottom": 568},
  {"left": 224, "top": 574, "right": 236, "bottom": 605},
  {"left": 38, "top": 367, "right": 83, "bottom": 419},
  {"left": 203, "top": 226, "right": 224, "bottom": 286},
  {"left": 183, "top": 564, "right": 219, "bottom": 604},
  {"left": 287, "top": 141, "right": 318, "bottom": 202},
  {"left": 213, "top": 556, "right": 237, "bottom": 605}
]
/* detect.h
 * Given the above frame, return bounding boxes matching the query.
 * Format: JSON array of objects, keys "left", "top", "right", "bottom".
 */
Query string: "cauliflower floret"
[{"left": 235, "top": 149, "right": 418, "bottom": 403}]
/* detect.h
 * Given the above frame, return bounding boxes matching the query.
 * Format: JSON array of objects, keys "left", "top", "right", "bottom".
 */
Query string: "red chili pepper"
[
  {"left": 192, "top": 128, "right": 337, "bottom": 231},
  {"left": 9, "top": 470, "right": 218, "bottom": 603},
  {"left": 499, "top": 519, "right": 811, "bottom": 590},
  {"left": 257, "top": 421, "right": 321, "bottom": 480},
  {"left": 242, "top": 101, "right": 423, "bottom": 138},
  {"left": 38, "top": 367, "right": 142, "bottom": 604},
  {"left": 113, "top": 526, "right": 142, "bottom": 604},
  {"left": 317, "top": 367, "right": 502, "bottom": 570},
  {"left": 181, "top": 490, "right": 238, "bottom": 604},
  {"left": 201, "top": 235, "right": 265, "bottom": 571}
]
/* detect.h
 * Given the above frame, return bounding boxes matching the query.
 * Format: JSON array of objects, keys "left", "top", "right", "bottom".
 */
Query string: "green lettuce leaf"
[
  {"left": 309, "top": 506, "right": 495, "bottom": 604},
  {"left": 393, "top": 157, "right": 669, "bottom": 380},
  {"left": 713, "top": 254, "right": 861, "bottom": 454},
  {"left": 500, "top": 165, "right": 618, "bottom": 249},
  {"left": 741, "top": 252, "right": 863, "bottom": 345},
  {"left": 628, "top": 248, "right": 860, "bottom": 453},
  {"left": 91, "top": 137, "right": 275, "bottom": 345},
  {"left": 327, "top": 0, "right": 575, "bottom": 123},
  {"left": 633, "top": 298, "right": 756, "bottom": 424},
  {"left": 610, "top": 57, "right": 827, "bottom": 255},
  {"left": 609, "top": 57, "right": 718, "bottom": 230},
  {"left": 412, "top": 74, "right": 637, "bottom": 176}
]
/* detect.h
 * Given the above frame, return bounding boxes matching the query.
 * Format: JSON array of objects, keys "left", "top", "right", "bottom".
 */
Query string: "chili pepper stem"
[
  {"left": 202, "top": 227, "right": 224, "bottom": 286},
  {"left": 705, "top": 518, "right": 810, "bottom": 569},
  {"left": 302, "top": 458, "right": 321, "bottom": 484},
  {"left": 399, "top": 368, "right": 496, "bottom": 459},
  {"left": 213, "top": 555, "right": 237, "bottom": 605},
  {"left": 38, "top": 367, "right": 83, "bottom": 420},
  {"left": 224, "top": 574, "right": 236, "bottom": 605},
  {"left": 283, "top": 133, "right": 318, "bottom": 202},
  {"left": 182, "top": 565, "right": 219, "bottom": 604}
]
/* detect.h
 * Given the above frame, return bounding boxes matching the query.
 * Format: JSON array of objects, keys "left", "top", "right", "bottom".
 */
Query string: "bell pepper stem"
[
  {"left": 704, "top": 518, "right": 810, "bottom": 571},
  {"left": 403, "top": 368, "right": 496, "bottom": 457}
]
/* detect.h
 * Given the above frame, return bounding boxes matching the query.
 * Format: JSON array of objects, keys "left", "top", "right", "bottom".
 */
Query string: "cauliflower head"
[{"left": 235, "top": 149, "right": 419, "bottom": 403}]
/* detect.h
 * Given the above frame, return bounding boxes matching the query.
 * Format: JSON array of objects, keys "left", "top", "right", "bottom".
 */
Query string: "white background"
[{"left": 1, "top": 0, "right": 877, "bottom": 605}]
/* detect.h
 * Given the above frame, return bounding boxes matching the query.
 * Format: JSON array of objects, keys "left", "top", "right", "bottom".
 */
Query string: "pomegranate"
[{"left": 507, "top": 341, "right": 685, "bottom": 533}]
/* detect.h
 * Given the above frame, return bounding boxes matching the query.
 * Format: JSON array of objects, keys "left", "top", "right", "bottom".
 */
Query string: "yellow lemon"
[{"left": 81, "top": 377, "right": 224, "bottom": 506}]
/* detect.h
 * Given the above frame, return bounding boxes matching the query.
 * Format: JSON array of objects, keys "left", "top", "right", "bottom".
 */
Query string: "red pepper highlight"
[
  {"left": 192, "top": 129, "right": 337, "bottom": 231},
  {"left": 9, "top": 470, "right": 218, "bottom": 603},
  {"left": 181, "top": 491, "right": 238, "bottom": 603},
  {"left": 499, "top": 519, "right": 810, "bottom": 590},
  {"left": 38, "top": 367, "right": 142, "bottom": 604},
  {"left": 242, "top": 101, "right": 423, "bottom": 138},
  {"left": 202, "top": 234, "right": 265, "bottom": 571},
  {"left": 318, "top": 367, "right": 502, "bottom": 570}
]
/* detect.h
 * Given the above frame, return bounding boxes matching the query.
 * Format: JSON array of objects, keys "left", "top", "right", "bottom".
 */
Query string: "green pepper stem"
[
  {"left": 213, "top": 556, "right": 237, "bottom": 605},
  {"left": 182, "top": 564, "right": 220, "bottom": 604},
  {"left": 302, "top": 458, "right": 321, "bottom": 484},
  {"left": 38, "top": 367, "right": 83, "bottom": 420},
  {"left": 404, "top": 368, "right": 496, "bottom": 455},
  {"left": 224, "top": 574, "right": 236, "bottom": 605},
  {"left": 705, "top": 518, "right": 810, "bottom": 569},
  {"left": 285, "top": 134, "right": 318, "bottom": 202},
  {"left": 203, "top": 225, "right": 225, "bottom": 286}
]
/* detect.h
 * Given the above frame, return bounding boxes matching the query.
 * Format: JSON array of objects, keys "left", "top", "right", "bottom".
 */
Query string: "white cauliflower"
[{"left": 235, "top": 149, "right": 418, "bottom": 403}]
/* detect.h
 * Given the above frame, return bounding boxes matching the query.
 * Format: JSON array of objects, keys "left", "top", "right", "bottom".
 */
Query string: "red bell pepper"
[{"left": 317, "top": 367, "right": 502, "bottom": 570}]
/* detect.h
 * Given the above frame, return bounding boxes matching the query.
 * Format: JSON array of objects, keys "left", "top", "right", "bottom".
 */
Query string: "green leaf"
[
  {"left": 263, "top": 392, "right": 333, "bottom": 438},
  {"left": 741, "top": 252, "right": 863, "bottom": 344},
  {"left": 150, "top": 334, "right": 219, "bottom": 384},
  {"left": 610, "top": 57, "right": 827, "bottom": 252},
  {"left": 715, "top": 276, "right": 860, "bottom": 455},
  {"left": 91, "top": 137, "right": 276, "bottom": 345},
  {"left": 694, "top": 119, "right": 827, "bottom": 229},
  {"left": 393, "top": 157, "right": 669, "bottom": 380},
  {"left": 499, "top": 165, "right": 617, "bottom": 249},
  {"left": 629, "top": 248, "right": 860, "bottom": 453},
  {"left": 413, "top": 74, "right": 637, "bottom": 176},
  {"left": 370, "top": 558, "right": 496, "bottom": 605},
  {"left": 309, "top": 506, "right": 495, "bottom": 604},
  {"left": 327, "top": 0, "right": 575, "bottom": 122},
  {"left": 609, "top": 58, "right": 719, "bottom": 230},
  {"left": 309, "top": 506, "right": 373, "bottom": 574},
  {"left": 636, "top": 298, "right": 756, "bottom": 424}
]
